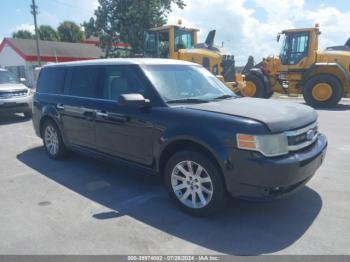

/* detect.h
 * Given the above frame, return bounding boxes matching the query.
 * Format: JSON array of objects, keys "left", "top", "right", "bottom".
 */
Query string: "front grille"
[
  {"left": 285, "top": 122, "right": 318, "bottom": 152},
  {"left": 0, "top": 102, "right": 27, "bottom": 108},
  {"left": 0, "top": 89, "right": 28, "bottom": 99}
]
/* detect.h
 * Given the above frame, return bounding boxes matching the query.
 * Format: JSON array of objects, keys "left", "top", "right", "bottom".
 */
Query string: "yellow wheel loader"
[
  {"left": 240, "top": 25, "right": 350, "bottom": 107},
  {"left": 144, "top": 24, "right": 237, "bottom": 85}
]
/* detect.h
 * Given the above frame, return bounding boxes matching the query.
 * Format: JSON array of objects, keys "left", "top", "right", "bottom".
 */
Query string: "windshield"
[
  {"left": 143, "top": 65, "right": 236, "bottom": 103},
  {"left": 0, "top": 70, "right": 18, "bottom": 84}
]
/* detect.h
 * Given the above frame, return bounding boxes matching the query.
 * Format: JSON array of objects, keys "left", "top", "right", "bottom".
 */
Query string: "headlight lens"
[
  {"left": 27, "top": 89, "right": 34, "bottom": 95},
  {"left": 237, "top": 133, "right": 288, "bottom": 157}
]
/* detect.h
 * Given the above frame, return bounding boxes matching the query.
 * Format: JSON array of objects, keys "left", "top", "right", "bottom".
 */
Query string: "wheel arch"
[
  {"left": 39, "top": 115, "right": 57, "bottom": 137},
  {"left": 39, "top": 114, "right": 66, "bottom": 145},
  {"left": 301, "top": 63, "right": 349, "bottom": 93},
  {"left": 38, "top": 104, "right": 65, "bottom": 137},
  {"left": 157, "top": 139, "right": 224, "bottom": 181}
]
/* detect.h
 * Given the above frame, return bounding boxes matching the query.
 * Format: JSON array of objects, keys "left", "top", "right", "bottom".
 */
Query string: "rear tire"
[
  {"left": 243, "top": 74, "right": 270, "bottom": 98},
  {"left": 164, "top": 150, "right": 228, "bottom": 216},
  {"left": 303, "top": 74, "right": 343, "bottom": 108},
  {"left": 42, "top": 120, "right": 67, "bottom": 160}
]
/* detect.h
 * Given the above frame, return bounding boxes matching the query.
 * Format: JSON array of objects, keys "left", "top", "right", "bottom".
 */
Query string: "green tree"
[
  {"left": 57, "top": 21, "right": 84, "bottom": 43},
  {"left": 83, "top": 0, "right": 185, "bottom": 57},
  {"left": 12, "top": 30, "right": 34, "bottom": 39},
  {"left": 39, "top": 25, "right": 60, "bottom": 41},
  {"left": 82, "top": 18, "right": 96, "bottom": 40}
]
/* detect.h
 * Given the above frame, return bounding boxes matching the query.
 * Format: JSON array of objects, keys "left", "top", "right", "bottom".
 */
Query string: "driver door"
[
  {"left": 280, "top": 32, "right": 310, "bottom": 68},
  {"left": 93, "top": 65, "right": 155, "bottom": 166}
]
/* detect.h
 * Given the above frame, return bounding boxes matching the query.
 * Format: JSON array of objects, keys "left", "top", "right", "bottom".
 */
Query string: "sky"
[{"left": 1, "top": 0, "right": 350, "bottom": 65}]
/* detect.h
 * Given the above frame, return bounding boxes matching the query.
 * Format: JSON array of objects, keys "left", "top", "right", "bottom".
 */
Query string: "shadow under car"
[
  {"left": 0, "top": 112, "right": 30, "bottom": 125},
  {"left": 17, "top": 146, "right": 323, "bottom": 255}
]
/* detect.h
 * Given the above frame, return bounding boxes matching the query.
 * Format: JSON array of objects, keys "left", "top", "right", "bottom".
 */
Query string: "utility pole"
[{"left": 31, "top": 0, "right": 41, "bottom": 66}]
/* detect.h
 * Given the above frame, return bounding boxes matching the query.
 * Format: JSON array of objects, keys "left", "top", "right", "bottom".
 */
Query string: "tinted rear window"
[
  {"left": 68, "top": 66, "right": 99, "bottom": 98},
  {"left": 37, "top": 67, "right": 66, "bottom": 94}
]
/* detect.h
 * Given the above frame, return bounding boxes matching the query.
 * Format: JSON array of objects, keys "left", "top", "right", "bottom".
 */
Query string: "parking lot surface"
[{"left": 0, "top": 98, "right": 349, "bottom": 255}]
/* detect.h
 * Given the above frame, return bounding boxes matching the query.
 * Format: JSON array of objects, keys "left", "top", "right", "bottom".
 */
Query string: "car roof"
[{"left": 42, "top": 58, "right": 198, "bottom": 68}]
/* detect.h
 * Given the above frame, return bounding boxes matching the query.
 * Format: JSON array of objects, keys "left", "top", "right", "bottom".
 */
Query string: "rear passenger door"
[
  {"left": 60, "top": 66, "right": 101, "bottom": 149},
  {"left": 34, "top": 66, "right": 66, "bottom": 133},
  {"left": 93, "top": 65, "right": 155, "bottom": 166}
]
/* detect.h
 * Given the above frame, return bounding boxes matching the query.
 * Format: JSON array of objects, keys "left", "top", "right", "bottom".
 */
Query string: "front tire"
[
  {"left": 242, "top": 74, "right": 270, "bottom": 98},
  {"left": 303, "top": 74, "right": 343, "bottom": 108},
  {"left": 42, "top": 120, "right": 67, "bottom": 160},
  {"left": 164, "top": 150, "right": 227, "bottom": 216}
]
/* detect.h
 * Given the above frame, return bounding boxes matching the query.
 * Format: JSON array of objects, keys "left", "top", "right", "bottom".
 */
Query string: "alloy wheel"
[
  {"left": 171, "top": 160, "right": 213, "bottom": 209},
  {"left": 44, "top": 125, "right": 59, "bottom": 156}
]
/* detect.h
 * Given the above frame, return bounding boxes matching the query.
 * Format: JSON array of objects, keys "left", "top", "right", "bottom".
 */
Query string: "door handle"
[
  {"left": 96, "top": 111, "right": 108, "bottom": 118},
  {"left": 96, "top": 111, "right": 128, "bottom": 123},
  {"left": 83, "top": 110, "right": 95, "bottom": 120},
  {"left": 56, "top": 104, "right": 64, "bottom": 110},
  {"left": 108, "top": 115, "right": 128, "bottom": 123}
]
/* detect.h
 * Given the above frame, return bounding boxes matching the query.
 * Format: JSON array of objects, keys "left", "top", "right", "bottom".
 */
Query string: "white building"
[{"left": 0, "top": 38, "right": 104, "bottom": 87}]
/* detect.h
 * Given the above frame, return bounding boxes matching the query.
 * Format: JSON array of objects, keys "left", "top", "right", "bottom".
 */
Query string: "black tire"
[
  {"left": 23, "top": 111, "right": 32, "bottom": 118},
  {"left": 164, "top": 150, "right": 228, "bottom": 216},
  {"left": 265, "top": 90, "right": 274, "bottom": 99},
  {"left": 303, "top": 74, "right": 343, "bottom": 108},
  {"left": 42, "top": 119, "right": 67, "bottom": 160},
  {"left": 244, "top": 73, "right": 269, "bottom": 98}
]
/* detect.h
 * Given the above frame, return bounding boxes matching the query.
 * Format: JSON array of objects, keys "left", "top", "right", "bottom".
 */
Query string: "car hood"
[
  {"left": 0, "top": 83, "right": 28, "bottom": 91},
  {"left": 183, "top": 97, "right": 318, "bottom": 132}
]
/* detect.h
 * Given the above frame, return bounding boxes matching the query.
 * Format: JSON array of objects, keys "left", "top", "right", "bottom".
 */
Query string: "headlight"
[
  {"left": 27, "top": 89, "right": 35, "bottom": 95},
  {"left": 236, "top": 133, "right": 288, "bottom": 157}
]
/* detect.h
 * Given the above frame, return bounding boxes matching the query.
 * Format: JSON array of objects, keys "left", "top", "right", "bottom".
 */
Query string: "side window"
[
  {"left": 100, "top": 66, "right": 148, "bottom": 101},
  {"left": 145, "top": 31, "right": 157, "bottom": 55},
  {"left": 37, "top": 67, "right": 66, "bottom": 94},
  {"left": 289, "top": 33, "right": 309, "bottom": 65},
  {"left": 212, "top": 64, "right": 218, "bottom": 75},
  {"left": 202, "top": 57, "right": 210, "bottom": 70},
  {"left": 69, "top": 66, "right": 99, "bottom": 98},
  {"left": 279, "top": 34, "right": 289, "bottom": 65},
  {"left": 159, "top": 31, "right": 170, "bottom": 58},
  {"left": 175, "top": 31, "right": 193, "bottom": 51}
]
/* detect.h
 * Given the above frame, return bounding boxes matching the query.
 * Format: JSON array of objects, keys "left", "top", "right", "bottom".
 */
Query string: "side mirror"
[
  {"left": 119, "top": 93, "right": 150, "bottom": 107},
  {"left": 20, "top": 77, "right": 26, "bottom": 83}
]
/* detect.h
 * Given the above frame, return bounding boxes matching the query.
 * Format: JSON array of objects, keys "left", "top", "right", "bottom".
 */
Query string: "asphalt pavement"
[{"left": 0, "top": 98, "right": 349, "bottom": 255}]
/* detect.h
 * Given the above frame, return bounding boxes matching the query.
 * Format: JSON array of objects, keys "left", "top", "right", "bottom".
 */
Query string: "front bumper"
[
  {"left": 0, "top": 95, "right": 33, "bottom": 114},
  {"left": 224, "top": 134, "right": 327, "bottom": 200}
]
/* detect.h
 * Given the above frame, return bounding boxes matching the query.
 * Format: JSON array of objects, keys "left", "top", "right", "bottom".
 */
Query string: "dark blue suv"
[{"left": 32, "top": 59, "right": 327, "bottom": 216}]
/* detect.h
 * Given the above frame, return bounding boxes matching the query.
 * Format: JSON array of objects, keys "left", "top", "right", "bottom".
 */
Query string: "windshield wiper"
[
  {"left": 212, "top": 94, "right": 237, "bottom": 100},
  {"left": 167, "top": 98, "right": 209, "bottom": 104}
]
